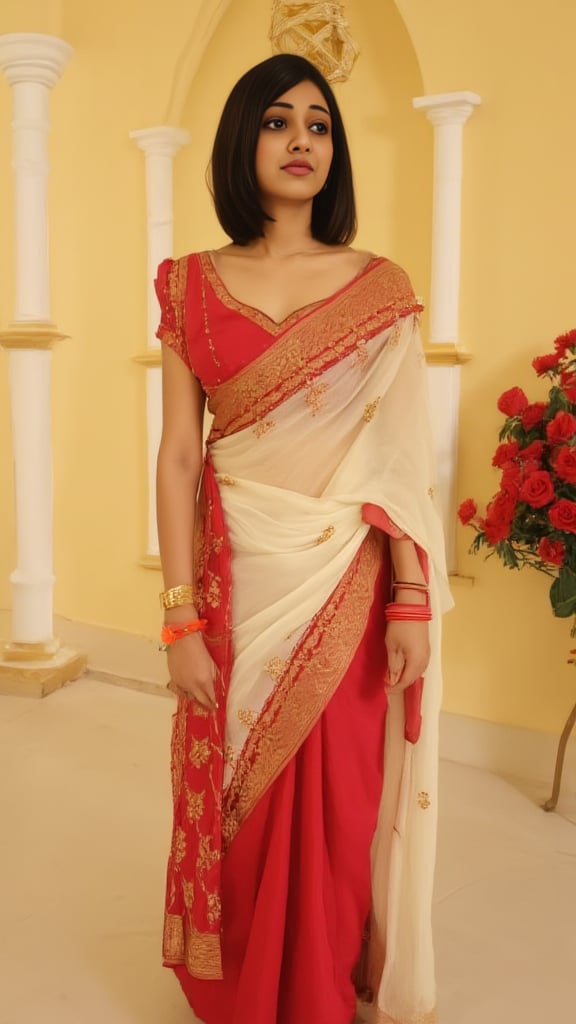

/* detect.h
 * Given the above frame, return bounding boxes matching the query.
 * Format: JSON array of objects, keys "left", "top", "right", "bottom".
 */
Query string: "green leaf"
[{"left": 550, "top": 568, "right": 576, "bottom": 618}]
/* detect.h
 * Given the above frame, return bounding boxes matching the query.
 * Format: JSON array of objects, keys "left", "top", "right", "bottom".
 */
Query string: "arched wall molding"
[{"left": 163, "top": 0, "right": 235, "bottom": 125}]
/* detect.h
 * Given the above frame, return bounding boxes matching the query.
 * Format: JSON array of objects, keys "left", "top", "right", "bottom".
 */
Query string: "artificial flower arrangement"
[{"left": 458, "top": 329, "right": 576, "bottom": 635}]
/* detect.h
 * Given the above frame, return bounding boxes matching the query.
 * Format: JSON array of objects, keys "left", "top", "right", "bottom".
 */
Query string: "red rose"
[
  {"left": 532, "top": 352, "right": 561, "bottom": 376},
  {"left": 553, "top": 446, "right": 576, "bottom": 484},
  {"left": 546, "top": 412, "right": 576, "bottom": 444},
  {"left": 457, "top": 498, "right": 478, "bottom": 525},
  {"left": 501, "top": 465, "right": 522, "bottom": 496},
  {"left": 484, "top": 490, "right": 517, "bottom": 543},
  {"left": 497, "top": 386, "right": 528, "bottom": 417},
  {"left": 554, "top": 329, "right": 576, "bottom": 354},
  {"left": 560, "top": 370, "right": 576, "bottom": 403},
  {"left": 538, "top": 537, "right": 566, "bottom": 566},
  {"left": 492, "top": 441, "right": 520, "bottom": 468},
  {"left": 548, "top": 499, "right": 576, "bottom": 533},
  {"left": 518, "top": 440, "right": 545, "bottom": 462},
  {"left": 520, "top": 402, "right": 547, "bottom": 430},
  {"left": 518, "top": 471, "right": 555, "bottom": 508}
]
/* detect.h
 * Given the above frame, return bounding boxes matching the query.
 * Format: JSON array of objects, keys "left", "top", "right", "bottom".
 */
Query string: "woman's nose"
[{"left": 288, "top": 127, "right": 311, "bottom": 152}]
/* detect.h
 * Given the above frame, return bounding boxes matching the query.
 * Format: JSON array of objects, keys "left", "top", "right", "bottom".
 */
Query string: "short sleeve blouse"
[{"left": 154, "top": 257, "right": 192, "bottom": 370}]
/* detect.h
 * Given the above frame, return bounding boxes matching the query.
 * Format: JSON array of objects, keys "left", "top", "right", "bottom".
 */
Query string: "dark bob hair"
[{"left": 210, "top": 54, "right": 356, "bottom": 246}]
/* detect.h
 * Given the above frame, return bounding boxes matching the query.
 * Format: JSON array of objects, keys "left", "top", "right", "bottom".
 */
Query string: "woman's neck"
[{"left": 250, "top": 198, "right": 324, "bottom": 258}]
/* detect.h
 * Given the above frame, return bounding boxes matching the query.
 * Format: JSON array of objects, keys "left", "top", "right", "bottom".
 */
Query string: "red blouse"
[{"left": 154, "top": 250, "right": 384, "bottom": 392}]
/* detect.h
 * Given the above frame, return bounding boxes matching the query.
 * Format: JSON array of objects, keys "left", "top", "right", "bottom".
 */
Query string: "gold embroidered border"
[
  {"left": 222, "top": 529, "right": 382, "bottom": 848},
  {"left": 158, "top": 257, "right": 190, "bottom": 367},
  {"left": 373, "top": 1009, "right": 438, "bottom": 1024},
  {"left": 207, "top": 261, "right": 421, "bottom": 437},
  {"left": 200, "top": 250, "right": 381, "bottom": 336},
  {"left": 163, "top": 913, "right": 223, "bottom": 979}
]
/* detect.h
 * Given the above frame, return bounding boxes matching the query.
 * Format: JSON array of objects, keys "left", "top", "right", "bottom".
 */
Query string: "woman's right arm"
[{"left": 156, "top": 345, "right": 217, "bottom": 709}]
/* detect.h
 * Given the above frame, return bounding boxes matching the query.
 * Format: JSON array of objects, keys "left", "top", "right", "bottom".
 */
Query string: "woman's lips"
[{"left": 282, "top": 165, "right": 313, "bottom": 175}]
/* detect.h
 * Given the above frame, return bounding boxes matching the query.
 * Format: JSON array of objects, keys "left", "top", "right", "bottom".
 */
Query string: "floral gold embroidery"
[
  {"left": 305, "top": 380, "right": 329, "bottom": 415},
  {"left": 189, "top": 737, "right": 211, "bottom": 768},
  {"left": 207, "top": 261, "right": 422, "bottom": 437},
  {"left": 205, "top": 572, "right": 221, "bottom": 609},
  {"left": 238, "top": 708, "right": 258, "bottom": 729},
  {"left": 210, "top": 536, "right": 223, "bottom": 555},
  {"left": 354, "top": 340, "right": 369, "bottom": 368},
  {"left": 363, "top": 397, "right": 381, "bottom": 423},
  {"left": 417, "top": 791, "right": 431, "bottom": 810},
  {"left": 185, "top": 786, "right": 206, "bottom": 822},
  {"left": 182, "top": 879, "right": 195, "bottom": 909},
  {"left": 197, "top": 833, "right": 220, "bottom": 873},
  {"left": 254, "top": 419, "right": 275, "bottom": 438},
  {"left": 428, "top": 487, "right": 435, "bottom": 499},
  {"left": 206, "top": 892, "right": 222, "bottom": 926},
  {"left": 388, "top": 319, "right": 403, "bottom": 348},
  {"left": 173, "top": 826, "right": 186, "bottom": 866},
  {"left": 224, "top": 743, "right": 237, "bottom": 766},
  {"left": 219, "top": 475, "right": 236, "bottom": 486},
  {"left": 221, "top": 815, "right": 237, "bottom": 846},
  {"left": 314, "top": 524, "right": 335, "bottom": 545},
  {"left": 192, "top": 702, "right": 210, "bottom": 719},
  {"left": 265, "top": 656, "right": 287, "bottom": 681},
  {"left": 223, "top": 530, "right": 382, "bottom": 847}
]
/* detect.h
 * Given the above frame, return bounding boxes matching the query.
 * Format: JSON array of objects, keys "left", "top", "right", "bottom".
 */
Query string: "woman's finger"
[
  {"left": 386, "top": 648, "right": 405, "bottom": 687},
  {"left": 165, "top": 679, "right": 218, "bottom": 710}
]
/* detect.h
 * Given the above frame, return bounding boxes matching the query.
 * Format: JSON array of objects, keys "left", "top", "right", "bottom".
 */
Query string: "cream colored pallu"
[{"left": 205, "top": 292, "right": 452, "bottom": 1024}]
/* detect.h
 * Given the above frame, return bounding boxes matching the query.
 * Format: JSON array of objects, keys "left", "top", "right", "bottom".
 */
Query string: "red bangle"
[
  {"left": 160, "top": 619, "right": 208, "bottom": 650},
  {"left": 385, "top": 602, "right": 432, "bottom": 622}
]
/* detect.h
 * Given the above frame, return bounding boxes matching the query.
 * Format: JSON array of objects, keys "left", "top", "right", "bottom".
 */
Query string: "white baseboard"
[{"left": 439, "top": 709, "right": 576, "bottom": 790}]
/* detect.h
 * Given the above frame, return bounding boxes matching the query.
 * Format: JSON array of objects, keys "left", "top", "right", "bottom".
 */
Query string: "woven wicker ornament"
[{"left": 269, "top": 1, "right": 359, "bottom": 84}]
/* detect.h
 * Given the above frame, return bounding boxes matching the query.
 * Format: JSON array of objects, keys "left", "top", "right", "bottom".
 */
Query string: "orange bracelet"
[
  {"left": 385, "top": 602, "right": 432, "bottom": 622},
  {"left": 160, "top": 619, "right": 208, "bottom": 651}
]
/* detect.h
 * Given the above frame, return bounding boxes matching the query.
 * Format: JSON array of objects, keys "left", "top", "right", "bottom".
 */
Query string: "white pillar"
[
  {"left": 413, "top": 91, "right": 481, "bottom": 570},
  {"left": 0, "top": 34, "right": 85, "bottom": 694},
  {"left": 130, "top": 127, "right": 189, "bottom": 560}
]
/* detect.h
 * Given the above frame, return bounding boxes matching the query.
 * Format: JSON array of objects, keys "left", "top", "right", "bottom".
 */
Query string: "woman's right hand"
[{"left": 166, "top": 631, "right": 218, "bottom": 711}]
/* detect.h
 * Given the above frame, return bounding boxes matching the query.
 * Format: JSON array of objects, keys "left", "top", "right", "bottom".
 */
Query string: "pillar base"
[{"left": 0, "top": 646, "right": 87, "bottom": 697}]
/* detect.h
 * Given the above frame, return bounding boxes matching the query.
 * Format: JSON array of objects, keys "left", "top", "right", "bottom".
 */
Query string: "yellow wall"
[
  {"left": 394, "top": 0, "right": 576, "bottom": 732},
  {"left": 1, "top": 0, "right": 575, "bottom": 735}
]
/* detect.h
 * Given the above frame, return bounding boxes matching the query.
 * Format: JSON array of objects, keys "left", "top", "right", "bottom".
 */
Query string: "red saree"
[{"left": 155, "top": 252, "right": 449, "bottom": 1024}]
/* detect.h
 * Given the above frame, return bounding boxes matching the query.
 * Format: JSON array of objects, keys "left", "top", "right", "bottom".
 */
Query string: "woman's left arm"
[{"left": 386, "top": 537, "right": 431, "bottom": 692}]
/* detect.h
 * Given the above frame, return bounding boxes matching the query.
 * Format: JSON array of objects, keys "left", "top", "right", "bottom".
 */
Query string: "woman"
[{"left": 155, "top": 53, "right": 450, "bottom": 1024}]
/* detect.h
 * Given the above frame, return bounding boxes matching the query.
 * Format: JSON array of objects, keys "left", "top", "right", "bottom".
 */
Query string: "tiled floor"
[{"left": 0, "top": 677, "right": 575, "bottom": 1024}]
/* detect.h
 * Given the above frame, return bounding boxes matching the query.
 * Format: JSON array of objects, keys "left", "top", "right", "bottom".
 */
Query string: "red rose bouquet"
[{"left": 459, "top": 329, "right": 576, "bottom": 633}]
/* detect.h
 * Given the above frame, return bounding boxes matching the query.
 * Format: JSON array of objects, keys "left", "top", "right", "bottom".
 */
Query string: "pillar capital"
[
  {"left": 413, "top": 91, "right": 481, "bottom": 128},
  {"left": 0, "top": 33, "right": 72, "bottom": 89},
  {"left": 130, "top": 126, "right": 190, "bottom": 159}
]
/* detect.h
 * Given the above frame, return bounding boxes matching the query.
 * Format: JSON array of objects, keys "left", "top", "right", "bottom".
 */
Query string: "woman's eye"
[
  {"left": 310, "top": 122, "right": 329, "bottom": 134},
  {"left": 263, "top": 117, "right": 286, "bottom": 130}
]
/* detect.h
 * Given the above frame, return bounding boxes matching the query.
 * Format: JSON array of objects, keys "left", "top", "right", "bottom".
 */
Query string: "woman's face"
[{"left": 255, "top": 79, "right": 334, "bottom": 203}]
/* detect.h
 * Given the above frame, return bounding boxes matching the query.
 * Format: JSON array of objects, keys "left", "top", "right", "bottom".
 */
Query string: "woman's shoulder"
[
  {"left": 156, "top": 252, "right": 206, "bottom": 297},
  {"left": 359, "top": 251, "right": 417, "bottom": 302}
]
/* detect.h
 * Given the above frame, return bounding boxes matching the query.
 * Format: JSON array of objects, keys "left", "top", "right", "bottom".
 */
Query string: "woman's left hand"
[{"left": 385, "top": 620, "right": 430, "bottom": 693}]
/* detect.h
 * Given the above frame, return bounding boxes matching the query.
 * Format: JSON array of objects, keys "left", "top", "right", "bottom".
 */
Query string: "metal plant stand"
[{"left": 542, "top": 698, "right": 576, "bottom": 812}]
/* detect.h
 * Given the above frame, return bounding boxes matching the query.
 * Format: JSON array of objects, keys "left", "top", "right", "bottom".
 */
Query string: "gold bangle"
[{"left": 159, "top": 584, "right": 196, "bottom": 610}]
